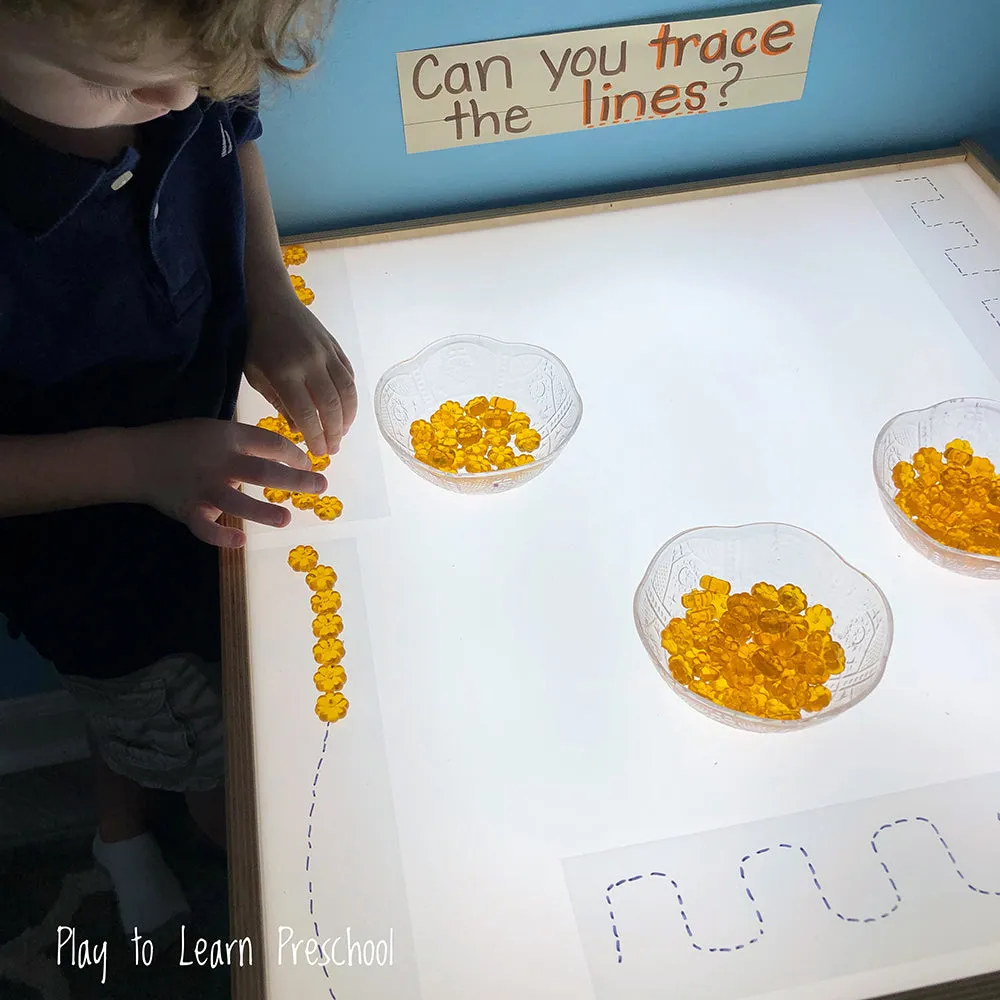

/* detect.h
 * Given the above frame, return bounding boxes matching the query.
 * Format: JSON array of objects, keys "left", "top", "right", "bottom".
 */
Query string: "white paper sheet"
[{"left": 565, "top": 772, "right": 1000, "bottom": 1000}]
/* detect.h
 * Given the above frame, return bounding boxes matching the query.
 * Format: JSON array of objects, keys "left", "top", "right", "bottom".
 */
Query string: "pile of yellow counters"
[
  {"left": 410, "top": 396, "right": 541, "bottom": 473},
  {"left": 661, "top": 576, "right": 845, "bottom": 721},
  {"left": 288, "top": 545, "right": 349, "bottom": 724},
  {"left": 257, "top": 411, "right": 344, "bottom": 522},
  {"left": 892, "top": 439, "right": 1000, "bottom": 556}
]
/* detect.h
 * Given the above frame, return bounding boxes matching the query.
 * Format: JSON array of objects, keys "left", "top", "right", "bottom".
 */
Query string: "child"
[{"left": 0, "top": 0, "right": 356, "bottom": 945}]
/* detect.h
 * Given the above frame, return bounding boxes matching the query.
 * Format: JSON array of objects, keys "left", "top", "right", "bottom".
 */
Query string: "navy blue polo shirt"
[{"left": 0, "top": 94, "right": 262, "bottom": 678}]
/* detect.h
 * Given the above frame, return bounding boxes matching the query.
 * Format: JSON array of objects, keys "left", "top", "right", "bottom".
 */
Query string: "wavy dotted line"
[
  {"left": 306, "top": 721, "right": 337, "bottom": 999},
  {"left": 605, "top": 813, "right": 1000, "bottom": 963},
  {"left": 896, "top": 176, "right": 1000, "bottom": 277}
]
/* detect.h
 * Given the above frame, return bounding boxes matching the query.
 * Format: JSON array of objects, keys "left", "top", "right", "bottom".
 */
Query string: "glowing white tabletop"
[{"left": 236, "top": 155, "right": 1000, "bottom": 1000}]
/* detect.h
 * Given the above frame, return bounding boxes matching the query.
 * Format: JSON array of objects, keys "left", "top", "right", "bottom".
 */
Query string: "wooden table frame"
[{"left": 221, "top": 138, "right": 1000, "bottom": 1000}]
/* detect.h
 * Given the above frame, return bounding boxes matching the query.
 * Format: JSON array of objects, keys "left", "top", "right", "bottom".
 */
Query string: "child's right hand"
[{"left": 128, "top": 418, "right": 327, "bottom": 548}]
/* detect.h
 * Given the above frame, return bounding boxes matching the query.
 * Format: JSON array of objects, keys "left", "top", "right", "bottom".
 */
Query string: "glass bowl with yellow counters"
[
  {"left": 633, "top": 523, "right": 893, "bottom": 733},
  {"left": 374, "top": 335, "right": 583, "bottom": 495},
  {"left": 873, "top": 397, "right": 1000, "bottom": 579}
]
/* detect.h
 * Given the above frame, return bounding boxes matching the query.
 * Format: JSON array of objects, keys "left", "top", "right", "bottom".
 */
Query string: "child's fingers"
[
  {"left": 249, "top": 376, "right": 289, "bottom": 430},
  {"left": 187, "top": 503, "right": 246, "bottom": 548},
  {"left": 231, "top": 453, "right": 326, "bottom": 495},
  {"left": 323, "top": 360, "right": 358, "bottom": 450},
  {"left": 330, "top": 338, "right": 355, "bottom": 380},
  {"left": 204, "top": 485, "right": 292, "bottom": 530},
  {"left": 272, "top": 381, "right": 327, "bottom": 457},
  {"left": 243, "top": 423, "right": 315, "bottom": 472},
  {"left": 311, "top": 375, "right": 345, "bottom": 456}
]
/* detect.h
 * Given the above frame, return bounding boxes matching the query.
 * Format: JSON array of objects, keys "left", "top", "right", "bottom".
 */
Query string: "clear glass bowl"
[
  {"left": 374, "top": 335, "right": 583, "bottom": 494},
  {"left": 873, "top": 397, "right": 1000, "bottom": 579},
  {"left": 633, "top": 523, "right": 893, "bottom": 733}
]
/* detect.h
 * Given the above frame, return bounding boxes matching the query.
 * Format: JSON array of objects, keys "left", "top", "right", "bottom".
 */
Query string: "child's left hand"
[{"left": 244, "top": 290, "right": 358, "bottom": 457}]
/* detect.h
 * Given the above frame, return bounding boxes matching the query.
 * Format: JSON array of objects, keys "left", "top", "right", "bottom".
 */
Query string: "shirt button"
[{"left": 110, "top": 170, "right": 133, "bottom": 191}]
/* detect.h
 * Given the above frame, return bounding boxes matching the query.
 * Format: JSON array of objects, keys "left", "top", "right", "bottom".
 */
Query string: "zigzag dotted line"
[
  {"left": 896, "top": 176, "right": 1000, "bottom": 277},
  {"left": 605, "top": 813, "right": 1000, "bottom": 964},
  {"left": 984, "top": 298, "right": 1000, "bottom": 329},
  {"left": 306, "top": 722, "right": 338, "bottom": 999}
]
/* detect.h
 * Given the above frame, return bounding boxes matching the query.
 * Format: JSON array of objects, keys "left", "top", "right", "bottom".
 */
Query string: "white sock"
[{"left": 92, "top": 831, "right": 191, "bottom": 941}]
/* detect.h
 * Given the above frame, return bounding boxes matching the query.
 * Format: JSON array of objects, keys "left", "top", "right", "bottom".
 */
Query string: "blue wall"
[{"left": 259, "top": 0, "right": 1000, "bottom": 237}]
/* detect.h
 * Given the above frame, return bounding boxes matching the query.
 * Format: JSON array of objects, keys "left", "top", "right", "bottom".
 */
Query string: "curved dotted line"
[
  {"left": 306, "top": 721, "right": 337, "bottom": 999},
  {"left": 896, "top": 176, "right": 1000, "bottom": 276},
  {"left": 605, "top": 813, "right": 1000, "bottom": 963}
]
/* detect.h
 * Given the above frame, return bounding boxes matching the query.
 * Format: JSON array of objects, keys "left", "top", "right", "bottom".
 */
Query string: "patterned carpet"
[{"left": 0, "top": 767, "right": 231, "bottom": 1000}]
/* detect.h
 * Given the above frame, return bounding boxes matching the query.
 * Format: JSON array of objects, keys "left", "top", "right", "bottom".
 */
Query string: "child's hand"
[
  {"left": 243, "top": 292, "right": 358, "bottom": 458},
  {"left": 129, "top": 418, "right": 327, "bottom": 548}
]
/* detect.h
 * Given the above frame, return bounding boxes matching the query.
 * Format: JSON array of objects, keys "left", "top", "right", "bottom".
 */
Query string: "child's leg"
[
  {"left": 185, "top": 786, "right": 227, "bottom": 848},
  {"left": 180, "top": 654, "right": 228, "bottom": 849},
  {"left": 91, "top": 737, "right": 148, "bottom": 841},
  {"left": 60, "top": 654, "right": 227, "bottom": 938}
]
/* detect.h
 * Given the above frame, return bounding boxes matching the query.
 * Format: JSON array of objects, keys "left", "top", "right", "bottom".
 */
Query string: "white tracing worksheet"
[{"left": 236, "top": 160, "right": 1000, "bottom": 1000}]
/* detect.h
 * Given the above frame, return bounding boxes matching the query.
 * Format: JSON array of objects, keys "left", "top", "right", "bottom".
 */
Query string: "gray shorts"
[{"left": 59, "top": 654, "right": 225, "bottom": 794}]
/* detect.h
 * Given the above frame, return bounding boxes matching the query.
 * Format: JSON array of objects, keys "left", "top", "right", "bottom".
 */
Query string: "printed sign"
[{"left": 396, "top": 5, "right": 820, "bottom": 153}]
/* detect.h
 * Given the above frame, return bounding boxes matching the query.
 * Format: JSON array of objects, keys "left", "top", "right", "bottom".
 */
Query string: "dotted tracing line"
[
  {"left": 984, "top": 297, "right": 1000, "bottom": 329},
  {"left": 305, "top": 721, "right": 337, "bottom": 999},
  {"left": 605, "top": 813, "right": 1000, "bottom": 964},
  {"left": 896, "top": 176, "right": 1000, "bottom": 277}
]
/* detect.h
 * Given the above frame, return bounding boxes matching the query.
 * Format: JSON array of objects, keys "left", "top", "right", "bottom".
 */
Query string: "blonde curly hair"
[{"left": 1, "top": 0, "right": 336, "bottom": 106}]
